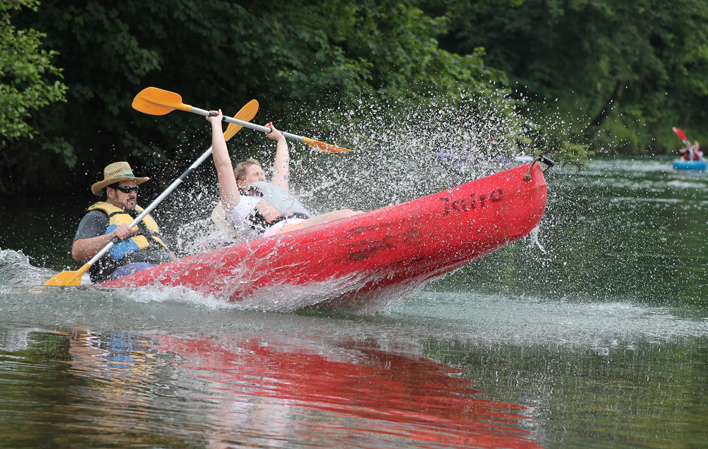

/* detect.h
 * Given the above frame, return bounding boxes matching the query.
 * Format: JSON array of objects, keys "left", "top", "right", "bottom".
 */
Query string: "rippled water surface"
[{"left": 1, "top": 156, "right": 708, "bottom": 448}]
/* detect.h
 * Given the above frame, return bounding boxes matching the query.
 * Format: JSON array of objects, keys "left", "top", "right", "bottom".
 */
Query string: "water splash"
[
  {"left": 152, "top": 90, "right": 540, "bottom": 244},
  {"left": 288, "top": 92, "right": 533, "bottom": 215},
  {"left": 172, "top": 216, "right": 238, "bottom": 257},
  {"left": 0, "top": 248, "right": 57, "bottom": 289},
  {"left": 527, "top": 226, "right": 546, "bottom": 254}
]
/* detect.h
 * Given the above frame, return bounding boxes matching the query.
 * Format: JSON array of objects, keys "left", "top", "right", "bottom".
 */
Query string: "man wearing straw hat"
[{"left": 72, "top": 162, "right": 176, "bottom": 283}]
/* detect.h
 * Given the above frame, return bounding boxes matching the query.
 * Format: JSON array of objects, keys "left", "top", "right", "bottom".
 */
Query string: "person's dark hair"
[{"left": 104, "top": 183, "right": 119, "bottom": 198}]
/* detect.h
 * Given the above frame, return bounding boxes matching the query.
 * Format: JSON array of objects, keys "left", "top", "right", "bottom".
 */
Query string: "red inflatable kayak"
[{"left": 101, "top": 161, "right": 550, "bottom": 308}]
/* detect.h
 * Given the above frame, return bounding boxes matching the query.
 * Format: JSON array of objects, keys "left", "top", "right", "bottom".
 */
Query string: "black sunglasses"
[{"left": 112, "top": 185, "right": 139, "bottom": 194}]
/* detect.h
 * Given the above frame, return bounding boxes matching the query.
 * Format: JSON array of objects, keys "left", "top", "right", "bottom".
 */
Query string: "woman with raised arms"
[{"left": 206, "top": 110, "right": 362, "bottom": 238}]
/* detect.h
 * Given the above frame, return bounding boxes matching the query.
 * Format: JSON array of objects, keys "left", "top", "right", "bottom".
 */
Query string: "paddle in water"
[
  {"left": 132, "top": 87, "right": 352, "bottom": 153},
  {"left": 43, "top": 100, "right": 259, "bottom": 287}
]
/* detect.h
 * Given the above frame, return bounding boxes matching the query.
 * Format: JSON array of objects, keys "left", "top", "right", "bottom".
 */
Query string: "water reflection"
[
  {"left": 1, "top": 327, "right": 541, "bottom": 449},
  {"left": 66, "top": 328, "right": 161, "bottom": 397},
  {"left": 424, "top": 337, "right": 708, "bottom": 449},
  {"left": 151, "top": 333, "right": 540, "bottom": 448}
]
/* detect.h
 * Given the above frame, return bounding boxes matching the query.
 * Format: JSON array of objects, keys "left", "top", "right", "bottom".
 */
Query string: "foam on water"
[
  {"left": 5, "top": 248, "right": 426, "bottom": 315},
  {"left": 585, "top": 157, "right": 672, "bottom": 173},
  {"left": 4, "top": 238, "right": 707, "bottom": 355},
  {"left": 115, "top": 273, "right": 387, "bottom": 313},
  {"left": 667, "top": 180, "right": 707, "bottom": 189},
  {"left": 610, "top": 196, "right": 682, "bottom": 204},
  {"left": 121, "top": 284, "right": 238, "bottom": 310},
  {"left": 397, "top": 291, "right": 708, "bottom": 349}
]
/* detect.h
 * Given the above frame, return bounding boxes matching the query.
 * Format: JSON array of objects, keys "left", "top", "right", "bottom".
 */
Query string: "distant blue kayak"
[{"left": 673, "top": 159, "right": 708, "bottom": 172}]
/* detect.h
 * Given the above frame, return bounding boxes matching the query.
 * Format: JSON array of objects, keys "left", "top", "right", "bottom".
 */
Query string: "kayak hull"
[
  {"left": 673, "top": 159, "right": 707, "bottom": 172},
  {"left": 100, "top": 163, "right": 548, "bottom": 307}
]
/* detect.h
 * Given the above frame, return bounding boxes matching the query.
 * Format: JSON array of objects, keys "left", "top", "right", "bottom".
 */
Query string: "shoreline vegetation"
[{"left": 2, "top": 0, "right": 707, "bottom": 197}]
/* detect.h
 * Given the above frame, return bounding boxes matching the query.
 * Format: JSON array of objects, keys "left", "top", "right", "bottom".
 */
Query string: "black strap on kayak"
[{"left": 523, "top": 156, "right": 555, "bottom": 180}]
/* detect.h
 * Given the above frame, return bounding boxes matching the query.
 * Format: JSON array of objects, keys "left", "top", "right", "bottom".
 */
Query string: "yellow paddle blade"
[
  {"left": 224, "top": 99, "right": 259, "bottom": 141},
  {"left": 132, "top": 87, "right": 193, "bottom": 116},
  {"left": 44, "top": 263, "right": 90, "bottom": 286},
  {"left": 302, "top": 137, "right": 352, "bottom": 153}
]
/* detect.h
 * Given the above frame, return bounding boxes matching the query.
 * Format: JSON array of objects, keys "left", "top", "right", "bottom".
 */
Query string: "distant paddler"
[
  {"left": 71, "top": 162, "right": 177, "bottom": 282},
  {"left": 672, "top": 127, "right": 703, "bottom": 161},
  {"left": 679, "top": 140, "right": 702, "bottom": 162},
  {"left": 207, "top": 110, "right": 363, "bottom": 238}
]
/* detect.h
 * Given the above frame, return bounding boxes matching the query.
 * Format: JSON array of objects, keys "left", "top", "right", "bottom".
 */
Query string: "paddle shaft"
[
  {"left": 191, "top": 106, "right": 307, "bottom": 144},
  {"left": 83, "top": 148, "right": 215, "bottom": 269}
]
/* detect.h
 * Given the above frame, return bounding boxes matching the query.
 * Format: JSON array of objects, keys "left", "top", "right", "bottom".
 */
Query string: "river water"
[{"left": 1, "top": 156, "right": 707, "bottom": 448}]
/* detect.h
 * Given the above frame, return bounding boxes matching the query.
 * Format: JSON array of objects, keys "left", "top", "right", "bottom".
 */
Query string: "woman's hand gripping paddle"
[
  {"left": 43, "top": 100, "right": 259, "bottom": 287},
  {"left": 132, "top": 87, "right": 352, "bottom": 153}
]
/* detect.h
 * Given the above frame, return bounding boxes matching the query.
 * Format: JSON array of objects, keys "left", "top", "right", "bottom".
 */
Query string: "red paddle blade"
[{"left": 673, "top": 127, "right": 688, "bottom": 142}]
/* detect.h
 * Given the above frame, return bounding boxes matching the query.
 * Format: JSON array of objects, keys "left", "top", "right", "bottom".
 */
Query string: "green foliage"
[
  {"left": 546, "top": 142, "right": 593, "bottom": 169},
  {"left": 3, "top": 0, "right": 528, "bottom": 196},
  {"left": 426, "top": 0, "right": 708, "bottom": 154},
  {"left": 0, "top": 0, "right": 66, "bottom": 142}
]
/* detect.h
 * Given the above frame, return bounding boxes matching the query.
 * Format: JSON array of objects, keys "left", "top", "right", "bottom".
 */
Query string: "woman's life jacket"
[
  {"left": 250, "top": 182, "right": 311, "bottom": 217},
  {"left": 244, "top": 182, "right": 312, "bottom": 232}
]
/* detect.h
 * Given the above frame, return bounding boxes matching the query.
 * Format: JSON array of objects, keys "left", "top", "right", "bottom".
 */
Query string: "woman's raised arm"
[{"left": 207, "top": 110, "right": 241, "bottom": 210}]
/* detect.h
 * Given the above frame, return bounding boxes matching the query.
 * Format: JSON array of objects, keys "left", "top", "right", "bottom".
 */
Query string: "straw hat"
[{"left": 91, "top": 161, "right": 150, "bottom": 196}]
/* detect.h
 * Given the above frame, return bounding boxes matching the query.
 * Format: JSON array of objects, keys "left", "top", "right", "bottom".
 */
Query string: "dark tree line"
[
  {"left": 2, "top": 0, "right": 509, "bottom": 196},
  {"left": 3, "top": 0, "right": 707, "bottom": 197},
  {"left": 424, "top": 0, "right": 708, "bottom": 152}
]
